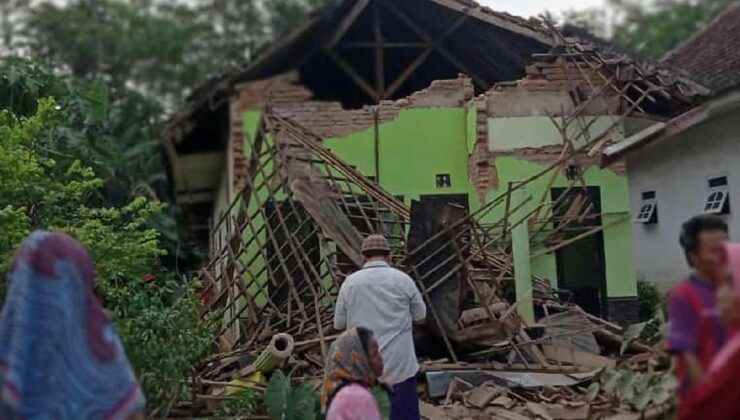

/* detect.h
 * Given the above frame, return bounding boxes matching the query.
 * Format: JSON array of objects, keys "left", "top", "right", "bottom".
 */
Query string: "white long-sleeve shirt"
[{"left": 334, "top": 261, "right": 427, "bottom": 385}]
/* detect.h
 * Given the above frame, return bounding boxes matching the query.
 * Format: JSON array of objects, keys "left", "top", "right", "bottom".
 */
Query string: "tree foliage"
[
  {"left": 0, "top": 63, "right": 213, "bottom": 416},
  {"left": 10, "top": 0, "right": 321, "bottom": 103},
  {"left": 562, "top": 0, "right": 734, "bottom": 59},
  {"left": 609, "top": 0, "right": 733, "bottom": 59}
]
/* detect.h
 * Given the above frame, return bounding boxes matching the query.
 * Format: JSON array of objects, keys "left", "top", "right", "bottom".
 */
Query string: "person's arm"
[
  {"left": 667, "top": 292, "right": 701, "bottom": 382},
  {"left": 408, "top": 276, "right": 427, "bottom": 325},
  {"left": 334, "top": 285, "right": 348, "bottom": 331},
  {"left": 682, "top": 352, "right": 705, "bottom": 385}
]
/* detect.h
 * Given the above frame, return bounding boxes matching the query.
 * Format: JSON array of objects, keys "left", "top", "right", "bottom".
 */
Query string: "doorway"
[{"left": 550, "top": 187, "right": 608, "bottom": 318}]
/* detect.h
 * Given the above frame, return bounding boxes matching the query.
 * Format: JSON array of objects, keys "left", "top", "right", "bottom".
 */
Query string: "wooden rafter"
[
  {"left": 338, "top": 42, "right": 428, "bottom": 48},
  {"left": 385, "top": 48, "right": 433, "bottom": 98},
  {"left": 328, "top": 50, "right": 379, "bottom": 101},
  {"left": 373, "top": 2, "right": 385, "bottom": 98},
  {"left": 327, "top": 0, "right": 371, "bottom": 48},
  {"left": 325, "top": 0, "right": 491, "bottom": 101},
  {"left": 378, "top": 0, "right": 490, "bottom": 90},
  {"left": 426, "top": 0, "right": 554, "bottom": 46}
]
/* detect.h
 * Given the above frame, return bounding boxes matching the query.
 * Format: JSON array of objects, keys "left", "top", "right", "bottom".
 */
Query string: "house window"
[
  {"left": 636, "top": 190, "right": 658, "bottom": 224},
  {"left": 436, "top": 174, "right": 452, "bottom": 188},
  {"left": 704, "top": 176, "right": 730, "bottom": 215}
]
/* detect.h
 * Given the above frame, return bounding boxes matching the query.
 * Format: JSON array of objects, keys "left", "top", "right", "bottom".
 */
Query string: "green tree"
[
  {"left": 562, "top": 0, "right": 734, "bottom": 59},
  {"left": 0, "top": 57, "right": 207, "bottom": 268},
  {"left": 0, "top": 0, "right": 30, "bottom": 51},
  {"left": 25, "top": 0, "right": 208, "bottom": 103},
  {"left": 0, "top": 61, "right": 213, "bottom": 415},
  {"left": 610, "top": 0, "right": 732, "bottom": 59}
]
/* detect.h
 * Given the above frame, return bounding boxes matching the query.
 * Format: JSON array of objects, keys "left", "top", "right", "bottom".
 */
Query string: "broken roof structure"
[
  {"left": 180, "top": 31, "right": 704, "bottom": 419},
  {"left": 169, "top": 0, "right": 554, "bottom": 153},
  {"left": 165, "top": 1, "right": 713, "bottom": 416},
  {"left": 166, "top": 0, "right": 706, "bottom": 232},
  {"left": 605, "top": 1, "right": 740, "bottom": 163}
]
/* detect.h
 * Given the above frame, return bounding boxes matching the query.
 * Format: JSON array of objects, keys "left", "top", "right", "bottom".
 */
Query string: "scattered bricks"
[
  {"left": 527, "top": 402, "right": 555, "bottom": 420},
  {"left": 468, "top": 141, "right": 499, "bottom": 204},
  {"left": 491, "top": 396, "right": 517, "bottom": 410},
  {"left": 465, "top": 383, "right": 503, "bottom": 409},
  {"left": 541, "top": 401, "right": 590, "bottom": 420}
]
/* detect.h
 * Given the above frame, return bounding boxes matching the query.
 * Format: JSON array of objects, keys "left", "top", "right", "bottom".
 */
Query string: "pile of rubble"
[{"left": 415, "top": 308, "right": 675, "bottom": 419}]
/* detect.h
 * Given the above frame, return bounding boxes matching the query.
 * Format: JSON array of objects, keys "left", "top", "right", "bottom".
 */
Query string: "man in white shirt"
[{"left": 334, "top": 234, "right": 427, "bottom": 420}]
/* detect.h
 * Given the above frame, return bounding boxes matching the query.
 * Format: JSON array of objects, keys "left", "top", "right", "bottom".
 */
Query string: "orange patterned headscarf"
[{"left": 322, "top": 328, "right": 377, "bottom": 407}]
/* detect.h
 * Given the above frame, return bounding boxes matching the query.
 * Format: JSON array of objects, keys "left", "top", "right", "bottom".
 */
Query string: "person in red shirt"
[
  {"left": 667, "top": 216, "right": 729, "bottom": 404},
  {"left": 680, "top": 242, "right": 740, "bottom": 419}
]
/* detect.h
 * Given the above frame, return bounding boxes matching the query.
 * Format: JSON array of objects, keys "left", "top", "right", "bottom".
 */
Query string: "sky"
[
  {"left": 478, "top": 0, "right": 605, "bottom": 18},
  {"left": 44, "top": 0, "right": 605, "bottom": 19}
]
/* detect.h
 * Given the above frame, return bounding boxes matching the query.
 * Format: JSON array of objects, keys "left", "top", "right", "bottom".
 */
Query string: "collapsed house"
[{"left": 164, "top": 0, "right": 707, "bottom": 417}]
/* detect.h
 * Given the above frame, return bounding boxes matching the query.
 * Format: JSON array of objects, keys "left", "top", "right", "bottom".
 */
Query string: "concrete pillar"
[{"left": 512, "top": 188, "right": 534, "bottom": 323}]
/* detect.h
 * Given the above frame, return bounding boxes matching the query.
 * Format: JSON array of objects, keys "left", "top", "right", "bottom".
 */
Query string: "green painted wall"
[
  {"left": 488, "top": 116, "right": 621, "bottom": 151},
  {"left": 475, "top": 156, "right": 636, "bottom": 297},
  {"left": 324, "top": 108, "right": 469, "bottom": 204},
  {"left": 603, "top": 213, "right": 638, "bottom": 297},
  {"left": 237, "top": 106, "right": 637, "bottom": 302}
]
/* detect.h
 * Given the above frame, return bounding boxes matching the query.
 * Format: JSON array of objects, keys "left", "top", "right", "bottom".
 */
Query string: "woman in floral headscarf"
[
  {"left": 324, "top": 327, "right": 386, "bottom": 420},
  {"left": 680, "top": 242, "right": 740, "bottom": 419},
  {"left": 0, "top": 231, "right": 145, "bottom": 419}
]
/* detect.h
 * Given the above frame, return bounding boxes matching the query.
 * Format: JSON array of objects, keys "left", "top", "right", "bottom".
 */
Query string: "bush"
[
  {"left": 637, "top": 280, "right": 665, "bottom": 322},
  {"left": 0, "top": 99, "right": 213, "bottom": 415}
]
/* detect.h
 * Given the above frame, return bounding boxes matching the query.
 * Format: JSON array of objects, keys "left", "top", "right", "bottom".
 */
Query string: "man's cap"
[{"left": 361, "top": 235, "right": 391, "bottom": 253}]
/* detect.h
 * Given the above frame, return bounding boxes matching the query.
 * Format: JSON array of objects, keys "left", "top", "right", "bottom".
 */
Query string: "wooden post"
[
  {"left": 373, "top": 2, "right": 385, "bottom": 99},
  {"left": 511, "top": 187, "right": 534, "bottom": 323}
]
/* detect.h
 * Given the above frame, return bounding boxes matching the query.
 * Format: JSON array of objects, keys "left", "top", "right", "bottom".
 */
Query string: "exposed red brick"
[
  {"left": 468, "top": 140, "right": 499, "bottom": 204},
  {"left": 229, "top": 73, "right": 475, "bottom": 190}
]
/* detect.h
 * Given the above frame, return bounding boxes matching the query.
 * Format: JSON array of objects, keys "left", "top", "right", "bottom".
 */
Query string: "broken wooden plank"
[
  {"left": 487, "top": 370, "right": 598, "bottom": 388},
  {"left": 542, "top": 402, "right": 590, "bottom": 420},
  {"left": 490, "top": 395, "right": 517, "bottom": 409},
  {"left": 465, "top": 383, "right": 503, "bottom": 408},
  {"left": 542, "top": 345, "right": 616, "bottom": 369},
  {"left": 527, "top": 402, "right": 554, "bottom": 420},
  {"left": 459, "top": 302, "right": 510, "bottom": 325}
]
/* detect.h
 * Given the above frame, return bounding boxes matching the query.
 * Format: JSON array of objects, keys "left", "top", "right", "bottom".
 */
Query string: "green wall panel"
[
  {"left": 325, "top": 108, "right": 469, "bottom": 204},
  {"left": 241, "top": 107, "right": 637, "bottom": 301}
]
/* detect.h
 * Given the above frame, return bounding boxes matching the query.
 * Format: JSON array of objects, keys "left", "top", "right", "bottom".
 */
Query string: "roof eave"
[{"left": 602, "top": 88, "right": 740, "bottom": 166}]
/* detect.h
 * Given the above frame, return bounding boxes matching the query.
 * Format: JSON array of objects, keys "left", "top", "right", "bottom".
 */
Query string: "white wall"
[{"left": 626, "top": 111, "right": 740, "bottom": 290}]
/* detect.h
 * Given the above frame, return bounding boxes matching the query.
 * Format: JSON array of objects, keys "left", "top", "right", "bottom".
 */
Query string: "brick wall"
[
  {"left": 229, "top": 72, "right": 475, "bottom": 191},
  {"left": 466, "top": 56, "right": 626, "bottom": 201}
]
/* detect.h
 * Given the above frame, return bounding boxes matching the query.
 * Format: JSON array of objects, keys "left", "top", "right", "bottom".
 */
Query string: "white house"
[{"left": 603, "top": 3, "right": 740, "bottom": 290}]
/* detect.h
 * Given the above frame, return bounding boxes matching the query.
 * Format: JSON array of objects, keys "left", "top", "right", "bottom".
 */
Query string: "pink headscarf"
[
  {"left": 724, "top": 243, "right": 740, "bottom": 290},
  {"left": 708, "top": 243, "right": 740, "bottom": 372}
]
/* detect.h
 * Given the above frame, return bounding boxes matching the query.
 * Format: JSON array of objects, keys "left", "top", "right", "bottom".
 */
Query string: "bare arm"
[{"left": 681, "top": 352, "right": 704, "bottom": 386}]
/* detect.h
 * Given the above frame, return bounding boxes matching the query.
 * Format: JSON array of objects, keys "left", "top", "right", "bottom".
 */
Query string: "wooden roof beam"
[
  {"left": 380, "top": 0, "right": 490, "bottom": 91},
  {"left": 327, "top": 0, "right": 371, "bottom": 48},
  {"left": 328, "top": 50, "right": 380, "bottom": 102}
]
